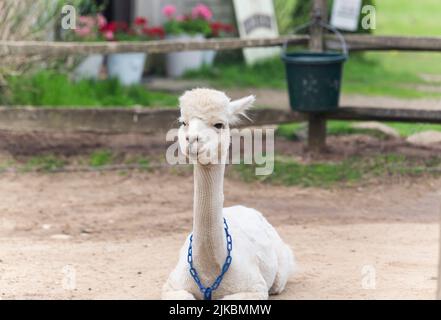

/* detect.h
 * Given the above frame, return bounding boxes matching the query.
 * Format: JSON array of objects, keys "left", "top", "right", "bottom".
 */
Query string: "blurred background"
[
  {"left": 1, "top": 0, "right": 441, "bottom": 187},
  {"left": 1, "top": 0, "right": 440, "bottom": 108},
  {"left": 1, "top": 0, "right": 441, "bottom": 300}
]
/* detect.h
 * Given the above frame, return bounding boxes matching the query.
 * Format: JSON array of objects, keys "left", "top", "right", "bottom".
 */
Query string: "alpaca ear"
[{"left": 228, "top": 95, "right": 255, "bottom": 123}]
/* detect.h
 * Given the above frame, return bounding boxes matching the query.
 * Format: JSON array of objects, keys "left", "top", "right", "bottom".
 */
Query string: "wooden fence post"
[{"left": 308, "top": 0, "right": 328, "bottom": 153}]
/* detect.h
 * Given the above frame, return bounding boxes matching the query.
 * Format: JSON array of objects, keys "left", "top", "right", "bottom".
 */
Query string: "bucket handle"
[{"left": 283, "top": 20, "right": 348, "bottom": 57}]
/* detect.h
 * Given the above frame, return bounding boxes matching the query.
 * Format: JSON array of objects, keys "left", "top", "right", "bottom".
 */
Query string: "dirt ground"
[
  {"left": 0, "top": 169, "right": 440, "bottom": 300},
  {"left": 1, "top": 128, "right": 441, "bottom": 300}
]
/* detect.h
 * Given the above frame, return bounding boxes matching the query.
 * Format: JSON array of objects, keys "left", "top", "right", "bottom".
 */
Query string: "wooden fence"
[
  {"left": 1, "top": 107, "right": 440, "bottom": 134},
  {"left": 0, "top": 0, "right": 441, "bottom": 142},
  {"left": 1, "top": 34, "right": 441, "bottom": 56}
]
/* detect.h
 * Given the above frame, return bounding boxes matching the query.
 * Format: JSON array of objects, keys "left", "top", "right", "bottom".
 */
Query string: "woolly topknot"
[{"left": 179, "top": 88, "right": 231, "bottom": 123}]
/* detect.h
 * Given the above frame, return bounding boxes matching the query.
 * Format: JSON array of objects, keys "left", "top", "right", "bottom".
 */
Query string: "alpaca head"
[{"left": 178, "top": 88, "right": 255, "bottom": 165}]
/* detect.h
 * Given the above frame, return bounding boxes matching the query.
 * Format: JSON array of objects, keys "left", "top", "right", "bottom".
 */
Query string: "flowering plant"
[
  {"left": 101, "top": 17, "right": 165, "bottom": 41},
  {"left": 162, "top": 4, "right": 213, "bottom": 36},
  {"left": 71, "top": 14, "right": 107, "bottom": 41},
  {"left": 208, "top": 21, "right": 235, "bottom": 38}
]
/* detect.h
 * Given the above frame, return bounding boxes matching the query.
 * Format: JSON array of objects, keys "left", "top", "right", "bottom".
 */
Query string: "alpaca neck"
[{"left": 192, "top": 163, "right": 226, "bottom": 268}]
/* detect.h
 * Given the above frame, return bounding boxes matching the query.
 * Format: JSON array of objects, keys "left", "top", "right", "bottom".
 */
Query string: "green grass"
[
  {"left": 388, "top": 122, "right": 441, "bottom": 137},
  {"left": 5, "top": 153, "right": 153, "bottom": 172},
  {"left": 1, "top": 71, "right": 178, "bottom": 107},
  {"left": 89, "top": 150, "right": 113, "bottom": 167},
  {"left": 184, "top": 53, "right": 441, "bottom": 99},
  {"left": 184, "top": 58, "right": 286, "bottom": 89},
  {"left": 234, "top": 154, "right": 441, "bottom": 187},
  {"left": 24, "top": 155, "right": 66, "bottom": 172},
  {"left": 342, "top": 53, "right": 440, "bottom": 98},
  {"left": 277, "top": 121, "right": 441, "bottom": 140},
  {"left": 124, "top": 156, "right": 151, "bottom": 170},
  {"left": 277, "top": 121, "right": 389, "bottom": 140},
  {"left": 184, "top": 0, "right": 441, "bottom": 99},
  {"left": 375, "top": 0, "right": 441, "bottom": 36},
  {"left": 4, "top": 151, "right": 441, "bottom": 188}
]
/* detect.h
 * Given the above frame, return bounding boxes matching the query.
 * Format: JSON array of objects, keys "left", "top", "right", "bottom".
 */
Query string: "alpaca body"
[
  {"left": 163, "top": 205, "right": 294, "bottom": 300},
  {"left": 163, "top": 162, "right": 295, "bottom": 300},
  {"left": 162, "top": 89, "right": 295, "bottom": 300}
]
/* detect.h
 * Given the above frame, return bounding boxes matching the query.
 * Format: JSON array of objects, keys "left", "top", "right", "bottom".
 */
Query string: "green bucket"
[{"left": 282, "top": 22, "right": 348, "bottom": 112}]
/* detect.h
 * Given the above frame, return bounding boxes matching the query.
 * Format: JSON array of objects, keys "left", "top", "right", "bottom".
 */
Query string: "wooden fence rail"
[
  {"left": 326, "top": 35, "right": 441, "bottom": 52},
  {"left": 0, "top": 36, "right": 308, "bottom": 56},
  {"left": 1, "top": 107, "right": 440, "bottom": 134},
  {"left": 2, "top": 35, "right": 441, "bottom": 56}
]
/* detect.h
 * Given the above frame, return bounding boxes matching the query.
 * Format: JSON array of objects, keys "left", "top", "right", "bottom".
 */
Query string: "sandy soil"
[{"left": 1, "top": 171, "right": 440, "bottom": 300}]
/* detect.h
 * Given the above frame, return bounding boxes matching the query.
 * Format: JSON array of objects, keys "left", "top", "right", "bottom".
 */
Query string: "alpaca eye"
[
  {"left": 214, "top": 123, "right": 224, "bottom": 129},
  {"left": 179, "top": 121, "right": 187, "bottom": 127}
]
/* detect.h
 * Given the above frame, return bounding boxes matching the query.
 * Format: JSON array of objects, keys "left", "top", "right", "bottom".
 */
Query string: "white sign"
[
  {"left": 232, "top": 0, "right": 280, "bottom": 65},
  {"left": 330, "top": 0, "right": 362, "bottom": 31}
]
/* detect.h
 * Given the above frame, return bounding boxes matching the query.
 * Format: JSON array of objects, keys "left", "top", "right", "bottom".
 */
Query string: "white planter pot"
[
  {"left": 107, "top": 52, "right": 147, "bottom": 86},
  {"left": 166, "top": 34, "right": 205, "bottom": 78},
  {"left": 203, "top": 50, "right": 217, "bottom": 66},
  {"left": 73, "top": 54, "right": 103, "bottom": 80}
]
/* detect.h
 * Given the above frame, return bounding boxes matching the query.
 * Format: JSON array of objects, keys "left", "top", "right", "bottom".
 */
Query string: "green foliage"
[
  {"left": 163, "top": 19, "right": 211, "bottom": 36},
  {"left": 291, "top": 0, "right": 313, "bottom": 29},
  {"left": 276, "top": 122, "right": 303, "bottom": 140},
  {"left": 235, "top": 156, "right": 360, "bottom": 187},
  {"left": 24, "top": 155, "right": 65, "bottom": 172},
  {"left": 6, "top": 153, "right": 155, "bottom": 172},
  {"left": 111, "top": 32, "right": 148, "bottom": 42},
  {"left": 137, "top": 158, "right": 150, "bottom": 170},
  {"left": 374, "top": 0, "right": 441, "bottom": 36},
  {"left": 78, "top": 0, "right": 107, "bottom": 15},
  {"left": 342, "top": 53, "right": 422, "bottom": 98},
  {"left": 184, "top": 52, "right": 441, "bottom": 99},
  {"left": 387, "top": 123, "right": 441, "bottom": 137},
  {"left": 274, "top": 0, "right": 298, "bottom": 34},
  {"left": 234, "top": 154, "right": 441, "bottom": 188},
  {"left": 291, "top": 0, "right": 375, "bottom": 34},
  {"left": 89, "top": 150, "right": 113, "bottom": 167},
  {"left": 124, "top": 156, "right": 151, "bottom": 170},
  {"left": 0, "top": 71, "right": 178, "bottom": 107},
  {"left": 183, "top": 57, "right": 286, "bottom": 89},
  {"left": 277, "top": 121, "right": 441, "bottom": 140},
  {"left": 183, "top": 0, "right": 441, "bottom": 99},
  {"left": 277, "top": 121, "right": 389, "bottom": 140}
]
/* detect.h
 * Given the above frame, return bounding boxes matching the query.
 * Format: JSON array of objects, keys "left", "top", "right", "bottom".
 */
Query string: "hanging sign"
[
  {"left": 330, "top": 0, "right": 362, "bottom": 31},
  {"left": 232, "top": 0, "right": 280, "bottom": 65}
]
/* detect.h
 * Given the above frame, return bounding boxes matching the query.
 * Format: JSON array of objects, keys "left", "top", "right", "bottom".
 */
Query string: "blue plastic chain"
[{"left": 187, "top": 218, "right": 233, "bottom": 300}]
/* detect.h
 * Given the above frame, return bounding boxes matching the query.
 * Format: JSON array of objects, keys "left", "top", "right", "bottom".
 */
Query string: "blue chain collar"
[{"left": 187, "top": 218, "right": 233, "bottom": 300}]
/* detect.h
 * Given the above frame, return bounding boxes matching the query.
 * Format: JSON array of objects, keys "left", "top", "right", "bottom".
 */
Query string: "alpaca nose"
[{"left": 186, "top": 134, "right": 199, "bottom": 144}]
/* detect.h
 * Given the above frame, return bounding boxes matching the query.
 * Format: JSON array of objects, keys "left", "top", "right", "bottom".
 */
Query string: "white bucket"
[
  {"left": 73, "top": 54, "right": 104, "bottom": 81},
  {"left": 107, "top": 52, "right": 147, "bottom": 86},
  {"left": 165, "top": 34, "right": 205, "bottom": 78},
  {"left": 203, "top": 50, "right": 217, "bottom": 66}
]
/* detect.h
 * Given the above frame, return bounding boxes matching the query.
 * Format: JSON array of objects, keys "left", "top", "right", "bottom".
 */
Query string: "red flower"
[
  {"left": 210, "top": 22, "right": 235, "bottom": 37},
  {"left": 101, "top": 21, "right": 117, "bottom": 33},
  {"left": 210, "top": 22, "right": 223, "bottom": 37},
  {"left": 101, "top": 21, "right": 128, "bottom": 33},
  {"left": 116, "top": 21, "right": 129, "bottom": 32},
  {"left": 134, "top": 16, "right": 148, "bottom": 26},
  {"left": 143, "top": 26, "right": 165, "bottom": 39},
  {"left": 223, "top": 23, "right": 235, "bottom": 33}
]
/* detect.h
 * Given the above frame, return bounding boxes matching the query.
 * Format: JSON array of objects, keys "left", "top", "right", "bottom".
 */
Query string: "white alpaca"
[{"left": 162, "top": 88, "right": 295, "bottom": 300}]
